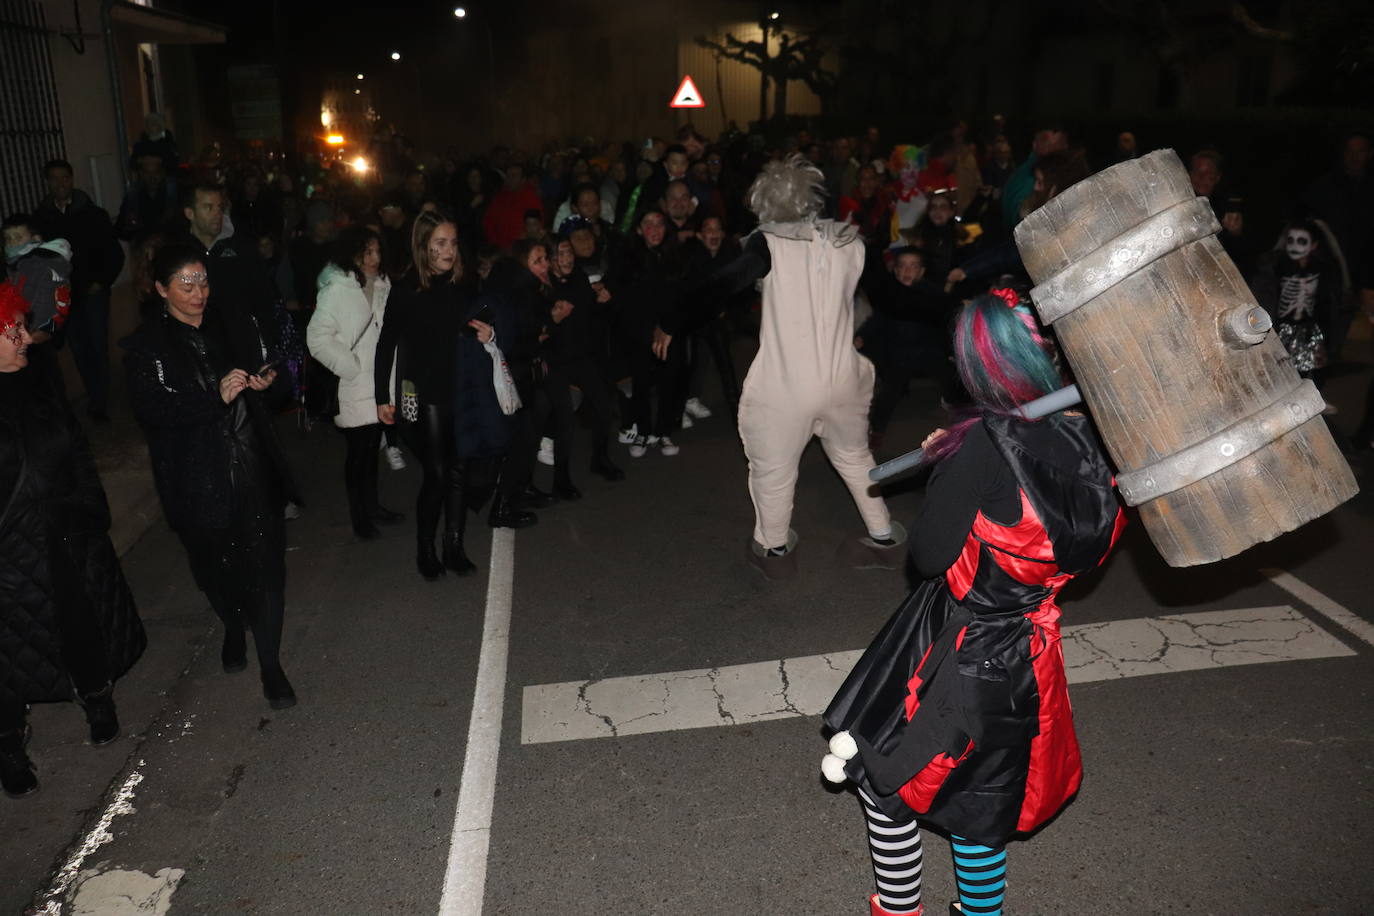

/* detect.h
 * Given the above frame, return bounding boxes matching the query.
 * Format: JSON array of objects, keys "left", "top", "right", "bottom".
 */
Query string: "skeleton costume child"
[{"left": 1250, "top": 221, "right": 1343, "bottom": 376}]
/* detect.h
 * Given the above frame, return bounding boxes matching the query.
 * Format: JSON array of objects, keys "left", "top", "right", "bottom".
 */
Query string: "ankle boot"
[
  {"left": 0, "top": 725, "right": 38, "bottom": 798},
  {"left": 222, "top": 623, "right": 248, "bottom": 673},
  {"left": 488, "top": 491, "right": 537, "bottom": 529},
  {"left": 417, "top": 535, "right": 445, "bottom": 579},
  {"left": 261, "top": 665, "right": 297, "bottom": 710},
  {"left": 443, "top": 528, "right": 477, "bottom": 575},
  {"left": 79, "top": 683, "right": 120, "bottom": 745},
  {"left": 553, "top": 462, "right": 582, "bottom": 501}
]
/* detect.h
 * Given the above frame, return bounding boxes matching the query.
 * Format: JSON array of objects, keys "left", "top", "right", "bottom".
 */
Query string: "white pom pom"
[
  {"left": 829, "top": 730, "right": 858, "bottom": 760},
  {"left": 821, "top": 753, "right": 849, "bottom": 784}
]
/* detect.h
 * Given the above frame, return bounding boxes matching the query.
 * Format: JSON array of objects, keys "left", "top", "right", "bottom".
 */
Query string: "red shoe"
[{"left": 870, "top": 893, "right": 923, "bottom": 916}]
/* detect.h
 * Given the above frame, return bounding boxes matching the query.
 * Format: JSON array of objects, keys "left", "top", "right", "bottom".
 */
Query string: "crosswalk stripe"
[{"left": 520, "top": 604, "right": 1355, "bottom": 745}]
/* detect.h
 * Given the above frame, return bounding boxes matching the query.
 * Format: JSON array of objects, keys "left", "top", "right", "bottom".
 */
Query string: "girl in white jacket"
[{"left": 306, "top": 227, "right": 402, "bottom": 539}]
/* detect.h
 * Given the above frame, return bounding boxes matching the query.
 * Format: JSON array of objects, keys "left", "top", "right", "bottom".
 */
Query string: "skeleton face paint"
[{"left": 1284, "top": 229, "right": 1314, "bottom": 263}]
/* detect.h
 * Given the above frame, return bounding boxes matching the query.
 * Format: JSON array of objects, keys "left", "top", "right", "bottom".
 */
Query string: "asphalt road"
[{"left": 4, "top": 343, "right": 1373, "bottom": 916}]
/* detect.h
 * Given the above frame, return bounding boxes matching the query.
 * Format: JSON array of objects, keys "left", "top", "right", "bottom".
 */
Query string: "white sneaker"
[
  {"left": 684, "top": 397, "right": 712, "bottom": 419},
  {"left": 537, "top": 436, "right": 555, "bottom": 466},
  {"left": 628, "top": 434, "right": 650, "bottom": 458},
  {"left": 384, "top": 445, "right": 407, "bottom": 471},
  {"left": 680, "top": 412, "right": 694, "bottom": 429},
  {"left": 659, "top": 436, "right": 680, "bottom": 456},
  {"left": 618, "top": 423, "right": 638, "bottom": 445}
]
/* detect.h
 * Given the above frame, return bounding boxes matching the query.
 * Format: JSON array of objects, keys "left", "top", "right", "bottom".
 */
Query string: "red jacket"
[{"left": 482, "top": 184, "right": 543, "bottom": 250}]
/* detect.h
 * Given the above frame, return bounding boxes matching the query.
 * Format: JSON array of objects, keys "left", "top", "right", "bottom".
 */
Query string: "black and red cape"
[{"left": 824, "top": 412, "right": 1125, "bottom": 846}]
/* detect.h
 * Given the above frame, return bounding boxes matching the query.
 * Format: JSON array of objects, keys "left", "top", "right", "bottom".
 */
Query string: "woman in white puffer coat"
[{"left": 306, "top": 226, "right": 403, "bottom": 539}]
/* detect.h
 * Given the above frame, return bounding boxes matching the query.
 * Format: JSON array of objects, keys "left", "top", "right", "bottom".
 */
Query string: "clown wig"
[
  {"left": 924, "top": 289, "right": 1065, "bottom": 464},
  {"left": 0, "top": 279, "right": 28, "bottom": 336},
  {"left": 747, "top": 153, "right": 825, "bottom": 224}
]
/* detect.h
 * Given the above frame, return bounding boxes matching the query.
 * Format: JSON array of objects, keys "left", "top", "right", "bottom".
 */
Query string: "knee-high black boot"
[
  {"left": 416, "top": 489, "right": 445, "bottom": 580},
  {"left": 443, "top": 462, "right": 477, "bottom": 575},
  {"left": 250, "top": 590, "right": 295, "bottom": 709},
  {"left": 488, "top": 461, "right": 538, "bottom": 529},
  {"left": 344, "top": 427, "right": 381, "bottom": 539}
]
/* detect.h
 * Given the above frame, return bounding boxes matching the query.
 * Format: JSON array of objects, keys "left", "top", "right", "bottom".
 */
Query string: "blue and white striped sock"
[{"left": 950, "top": 836, "right": 1006, "bottom": 916}]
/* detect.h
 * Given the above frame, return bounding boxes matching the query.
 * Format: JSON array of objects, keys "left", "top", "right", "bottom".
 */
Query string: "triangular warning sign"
[{"left": 670, "top": 75, "right": 705, "bottom": 109}]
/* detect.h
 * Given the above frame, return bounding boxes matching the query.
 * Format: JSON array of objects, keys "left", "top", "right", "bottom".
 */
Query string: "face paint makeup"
[{"left": 1284, "top": 230, "right": 1313, "bottom": 262}]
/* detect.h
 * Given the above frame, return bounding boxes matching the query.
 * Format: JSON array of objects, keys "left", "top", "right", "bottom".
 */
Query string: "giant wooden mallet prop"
[{"left": 874, "top": 150, "right": 1357, "bottom": 568}]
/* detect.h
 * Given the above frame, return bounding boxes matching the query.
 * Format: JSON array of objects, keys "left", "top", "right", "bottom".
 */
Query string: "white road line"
[
  {"left": 1262, "top": 567, "right": 1374, "bottom": 648},
  {"left": 438, "top": 527, "right": 516, "bottom": 916},
  {"left": 30, "top": 765, "right": 146, "bottom": 916},
  {"left": 520, "top": 605, "right": 1354, "bottom": 745}
]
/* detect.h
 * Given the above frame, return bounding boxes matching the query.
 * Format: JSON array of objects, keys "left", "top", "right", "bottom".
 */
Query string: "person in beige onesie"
[{"left": 654, "top": 155, "right": 905, "bottom": 578}]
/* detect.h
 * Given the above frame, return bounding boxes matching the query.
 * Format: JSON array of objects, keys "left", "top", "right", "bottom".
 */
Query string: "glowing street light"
[
  {"left": 768, "top": 10, "right": 780, "bottom": 19},
  {"left": 354, "top": 88, "right": 361, "bottom": 95},
  {"left": 351, "top": 156, "right": 370, "bottom": 174},
  {"left": 320, "top": 108, "right": 332, "bottom": 127},
  {"left": 453, "top": 6, "right": 466, "bottom": 17},
  {"left": 326, "top": 134, "right": 345, "bottom": 146},
  {"left": 355, "top": 72, "right": 364, "bottom": 80},
  {"left": 390, "top": 51, "right": 401, "bottom": 60}
]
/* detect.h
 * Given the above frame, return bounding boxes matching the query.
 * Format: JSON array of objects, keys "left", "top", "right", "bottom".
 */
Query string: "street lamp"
[
  {"left": 390, "top": 51, "right": 401, "bottom": 61},
  {"left": 355, "top": 72, "right": 364, "bottom": 80},
  {"left": 453, "top": 6, "right": 466, "bottom": 17},
  {"left": 768, "top": 10, "right": 780, "bottom": 19}
]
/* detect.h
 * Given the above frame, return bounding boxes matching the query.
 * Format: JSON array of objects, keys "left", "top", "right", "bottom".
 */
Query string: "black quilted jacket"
[
  {"left": 122, "top": 308, "right": 300, "bottom": 532},
  {"left": 0, "top": 369, "right": 145, "bottom": 706}
]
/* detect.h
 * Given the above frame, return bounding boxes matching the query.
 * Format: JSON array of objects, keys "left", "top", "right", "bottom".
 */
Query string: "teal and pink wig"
[{"left": 923, "top": 288, "right": 1064, "bottom": 464}]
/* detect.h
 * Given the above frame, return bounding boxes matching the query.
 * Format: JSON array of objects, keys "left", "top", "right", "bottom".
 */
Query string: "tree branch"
[{"left": 1230, "top": 2, "right": 1295, "bottom": 41}]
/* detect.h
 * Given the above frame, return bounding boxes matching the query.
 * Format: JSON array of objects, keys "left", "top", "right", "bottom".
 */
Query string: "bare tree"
[{"left": 695, "top": 25, "right": 838, "bottom": 122}]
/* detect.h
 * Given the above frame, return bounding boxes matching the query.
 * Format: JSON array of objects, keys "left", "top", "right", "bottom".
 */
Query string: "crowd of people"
[{"left": 1, "top": 112, "right": 1370, "bottom": 871}]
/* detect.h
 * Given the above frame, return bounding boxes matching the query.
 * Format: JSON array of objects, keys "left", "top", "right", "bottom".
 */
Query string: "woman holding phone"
[
  {"left": 123, "top": 244, "right": 302, "bottom": 710},
  {"left": 374, "top": 212, "right": 516, "bottom": 582}
]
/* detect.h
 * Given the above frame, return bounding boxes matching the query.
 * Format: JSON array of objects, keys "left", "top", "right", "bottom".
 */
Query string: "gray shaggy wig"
[{"left": 747, "top": 153, "right": 825, "bottom": 224}]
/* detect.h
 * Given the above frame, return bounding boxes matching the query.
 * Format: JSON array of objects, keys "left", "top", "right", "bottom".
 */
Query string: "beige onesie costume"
[{"left": 739, "top": 219, "right": 893, "bottom": 551}]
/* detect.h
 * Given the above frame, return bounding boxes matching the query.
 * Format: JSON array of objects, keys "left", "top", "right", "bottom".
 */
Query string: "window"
[{"left": 0, "top": 0, "right": 67, "bottom": 216}]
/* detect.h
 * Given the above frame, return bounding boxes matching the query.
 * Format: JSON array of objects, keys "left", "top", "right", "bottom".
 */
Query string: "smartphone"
[
  {"left": 464, "top": 304, "right": 495, "bottom": 335},
  {"left": 254, "top": 356, "right": 287, "bottom": 376}
]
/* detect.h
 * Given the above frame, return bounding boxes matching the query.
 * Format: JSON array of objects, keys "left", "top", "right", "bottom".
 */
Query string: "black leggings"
[
  {"left": 403, "top": 404, "right": 465, "bottom": 542},
  {"left": 687, "top": 316, "right": 740, "bottom": 409},
  {"left": 630, "top": 341, "right": 688, "bottom": 439},
  {"left": 504, "top": 382, "right": 550, "bottom": 494},
  {"left": 546, "top": 361, "right": 615, "bottom": 468},
  {"left": 341, "top": 423, "right": 383, "bottom": 530}
]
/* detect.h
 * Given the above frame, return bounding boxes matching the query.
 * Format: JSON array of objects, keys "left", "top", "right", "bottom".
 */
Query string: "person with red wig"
[
  {"left": 821, "top": 290, "right": 1126, "bottom": 916},
  {"left": 0, "top": 280, "right": 143, "bottom": 798}
]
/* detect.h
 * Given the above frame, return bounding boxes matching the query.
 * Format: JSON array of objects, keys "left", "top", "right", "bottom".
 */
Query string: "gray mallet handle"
[{"left": 868, "top": 384, "right": 1083, "bottom": 482}]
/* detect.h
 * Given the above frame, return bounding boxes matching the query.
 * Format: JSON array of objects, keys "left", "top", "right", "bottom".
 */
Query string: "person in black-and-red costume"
[{"left": 822, "top": 288, "right": 1127, "bottom": 916}]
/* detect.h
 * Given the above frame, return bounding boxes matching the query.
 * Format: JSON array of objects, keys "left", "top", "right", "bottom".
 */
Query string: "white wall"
[{"left": 42, "top": 0, "right": 123, "bottom": 211}]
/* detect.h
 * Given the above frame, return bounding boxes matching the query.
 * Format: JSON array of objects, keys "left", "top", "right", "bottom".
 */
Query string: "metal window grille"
[{"left": 0, "top": 0, "right": 66, "bottom": 217}]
